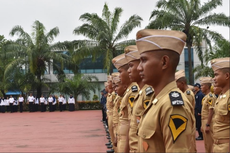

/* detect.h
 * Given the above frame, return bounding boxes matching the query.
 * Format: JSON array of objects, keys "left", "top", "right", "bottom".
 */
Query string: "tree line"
[{"left": 0, "top": 0, "right": 229, "bottom": 99}]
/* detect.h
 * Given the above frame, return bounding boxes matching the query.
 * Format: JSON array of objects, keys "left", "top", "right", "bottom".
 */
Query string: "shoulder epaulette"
[
  {"left": 186, "top": 90, "right": 190, "bottom": 95},
  {"left": 145, "top": 87, "right": 154, "bottom": 96},
  {"left": 169, "top": 91, "right": 184, "bottom": 106},
  {"left": 131, "top": 85, "right": 138, "bottom": 92},
  {"left": 209, "top": 93, "right": 213, "bottom": 97}
]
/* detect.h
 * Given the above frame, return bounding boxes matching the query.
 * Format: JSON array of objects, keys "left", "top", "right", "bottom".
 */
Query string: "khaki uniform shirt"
[
  {"left": 119, "top": 82, "right": 139, "bottom": 120},
  {"left": 201, "top": 92, "right": 216, "bottom": 120},
  {"left": 138, "top": 81, "right": 196, "bottom": 152},
  {"left": 213, "top": 89, "right": 230, "bottom": 140},
  {"left": 113, "top": 95, "right": 122, "bottom": 125},
  {"left": 129, "top": 84, "right": 154, "bottom": 151},
  {"left": 184, "top": 88, "right": 195, "bottom": 110},
  {"left": 118, "top": 82, "right": 139, "bottom": 136},
  {"left": 106, "top": 92, "right": 114, "bottom": 116}
]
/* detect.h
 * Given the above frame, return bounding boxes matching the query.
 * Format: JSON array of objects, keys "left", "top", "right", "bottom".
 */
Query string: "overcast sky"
[{"left": 0, "top": 0, "right": 229, "bottom": 43}]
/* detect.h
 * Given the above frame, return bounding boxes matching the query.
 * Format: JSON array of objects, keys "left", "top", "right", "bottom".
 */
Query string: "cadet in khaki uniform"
[
  {"left": 175, "top": 70, "right": 195, "bottom": 111},
  {"left": 124, "top": 45, "right": 154, "bottom": 153},
  {"left": 136, "top": 29, "right": 196, "bottom": 152},
  {"left": 112, "top": 75, "right": 124, "bottom": 151},
  {"left": 106, "top": 75, "right": 116, "bottom": 149},
  {"left": 200, "top": 77, "right": 216, "bottom": 153},
  {"left": 211, "top": 57, "right": 230, "bottom": 153},
  {"left": 112, "top": 53, "right": 139, "bottom": 152}
]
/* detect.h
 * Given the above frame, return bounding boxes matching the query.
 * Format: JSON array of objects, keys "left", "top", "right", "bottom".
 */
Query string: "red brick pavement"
[{"left": 0, "top": 110, "right": 205, "bottom": 152}]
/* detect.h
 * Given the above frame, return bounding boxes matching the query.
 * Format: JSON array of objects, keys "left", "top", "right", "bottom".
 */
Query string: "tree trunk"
[
  {"left": 1, "top": 90, "right": 6, "bottom": 99},
  {"left": 187, "top": 44, "right": 194, "bottom": 85},
  {"left": 36, "top": 73, "right": 42, "bottom": 98},
  {"left": 74, "top": 95, "right": 79, "bottom": 110}
]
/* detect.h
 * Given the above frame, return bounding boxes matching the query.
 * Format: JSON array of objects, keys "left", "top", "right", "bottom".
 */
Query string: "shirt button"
[{"left": 143, "top": 134, "right": 146, "bottom": 138}]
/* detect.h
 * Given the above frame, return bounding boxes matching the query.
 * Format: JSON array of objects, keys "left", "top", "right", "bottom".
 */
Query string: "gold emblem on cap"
[{"left": 152, "top": 99, "right": 158, "bottom": 105}]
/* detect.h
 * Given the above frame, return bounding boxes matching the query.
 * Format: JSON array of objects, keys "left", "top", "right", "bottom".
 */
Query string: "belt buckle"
[{"left": 215, "top": 139, "right": 219, "bottom": 144}]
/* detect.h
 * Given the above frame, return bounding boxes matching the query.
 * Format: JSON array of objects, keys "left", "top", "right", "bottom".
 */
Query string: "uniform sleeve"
[{"left": 161, "top": 104, "right": 193, "bottom": 152}]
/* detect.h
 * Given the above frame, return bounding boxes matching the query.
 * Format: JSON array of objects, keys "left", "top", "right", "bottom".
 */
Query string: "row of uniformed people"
[
  {"left": 0, "top": 94, "right": 76, "bottom": 113},
  {"left": 0, "top": 96, "right": 19, "bottom": 113},
  {"left": 103, "top": 29, "right": 230, "bottom": 153}
]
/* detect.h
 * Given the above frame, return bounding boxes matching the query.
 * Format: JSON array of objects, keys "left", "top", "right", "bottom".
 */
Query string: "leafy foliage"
[
  {"left": 73, "top": 3, "right": 142, "bottom": 74},
  {"left": 194, "top": 39, "right": 230, "bottom": 79},
  {"left": 147, "top": 0, "right": 230, "bottom": 84}
]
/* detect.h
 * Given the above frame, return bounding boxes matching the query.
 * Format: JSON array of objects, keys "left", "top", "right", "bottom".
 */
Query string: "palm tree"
[
  {"left": 7, "top": 20, "right": 69, "bottom": 98},
  {"left": 194, "top": 38, "right": 230, "bottom": 79},
  {"left": 73, "top": 3, "right": 143, "bottom": 74},
  {"left": 0, "top": 36, "right": 18, "bottom": 97},
  {"left": 52, "top": 74, "right": 99, "bottom": 109},
  {"left": 147, "top": 0, "right": 230, "bottom": 84}
]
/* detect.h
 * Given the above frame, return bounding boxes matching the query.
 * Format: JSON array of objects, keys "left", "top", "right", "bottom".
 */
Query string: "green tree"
[
  {"left": 147, "top": 0, "right": 230, "bottom": 84},
  {"left": 194, "top": 39, "right": 230, "bottom": 79},
  {"left": 53, "top": 74, "right": 99, "bottom": 109},
  {"left": 7, "top": 20, "right": 69, "bottom": 97},
  {"left": 73, "top": 3, "right": 143, "bottom": 74},
  {"left": 0, "top": 35, "right": 17, "bottom": 97}
]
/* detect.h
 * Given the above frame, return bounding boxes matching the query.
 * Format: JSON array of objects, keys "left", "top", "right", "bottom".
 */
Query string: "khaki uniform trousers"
[
  {"left": 108, "top": 113, "right": 115, "bottom": 146},
  {"left": 113, "top": 123, "right": 118, "bottom": 152},
  {"left": 201, "top": 119, "right": 214, "bottom": 153},
  {"left": 117, "top": 119, "right": 129, "bottom": 152},
  {"left": 213, "top": 139, "right": 229, "bottom": 153}
]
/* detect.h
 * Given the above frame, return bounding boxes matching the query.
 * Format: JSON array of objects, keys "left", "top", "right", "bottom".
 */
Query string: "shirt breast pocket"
[{"left": 139, "top": 127, "right": 156, "bottom": 151}]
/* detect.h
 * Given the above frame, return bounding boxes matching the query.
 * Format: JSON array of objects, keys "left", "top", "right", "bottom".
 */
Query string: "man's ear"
[
  {"left": 225, "top": 72, "right": 230, "bottom": 80},
  {"left": 161, "top": 55, "right": 170, "bottom": 70}
]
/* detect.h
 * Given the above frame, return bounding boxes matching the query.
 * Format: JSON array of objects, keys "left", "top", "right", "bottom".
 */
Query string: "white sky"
[{"left": 0, "top": 0, "right": 229, "bottom": 43}]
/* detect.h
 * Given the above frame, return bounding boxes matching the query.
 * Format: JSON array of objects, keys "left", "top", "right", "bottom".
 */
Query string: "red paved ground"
[{"left": 0, "top": 110, "right": 205, "bottom": 152}]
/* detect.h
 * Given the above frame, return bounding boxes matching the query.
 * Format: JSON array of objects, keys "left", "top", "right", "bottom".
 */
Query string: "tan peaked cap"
[
  {"left": 188, "top": 85, "right": 194, "bottom": 90},
  {"left": 104, "top": 82, "right": 108, "bottom": 87},
  {"left": 112, "top": 53, "right": 129, "bottom": 69},
  {"left": 199, "top": 77, "right": 213, "bottom": 84},
  {"left": 124, "top": 45, "right": 140, "bottom": 63},
  {"left": 107, "top": 75, "right": 112, "bottom": 82},
  {"left": 136, "top": 29, "right": 187, "bottom": 55},
  {"left": 111, "top": 72, "right": 119, "bottom": 78},
  {"left": 211, "top": 57, "right": 230, "bottom": 71},
  {"left": 113, "top": 76, "right": 121, "bottom": 84},
  {"left": 175, "top": 70, "right": 185, "bottom": 81}
]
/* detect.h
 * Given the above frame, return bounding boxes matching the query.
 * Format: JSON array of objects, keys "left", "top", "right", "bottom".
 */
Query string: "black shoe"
[
  {"left": 196, "top": 136, "right": 203, "bottom": 140},
  {"left": 105, "top": 142, "right": 111, "bottom": 146},
  {"left": 106, "top": 149, "right": 114, "bottom": 153},
  {"left": 107, "top": 145, "right": 113, "bottom": 149}
]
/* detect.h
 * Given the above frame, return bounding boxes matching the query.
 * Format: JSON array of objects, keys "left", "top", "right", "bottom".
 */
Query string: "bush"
[
  {"left": 92, "top": 94, "right": 99, "bottom": 101},
  {"left": 78, "top": 101, "right": 101, "bottom": 110}
]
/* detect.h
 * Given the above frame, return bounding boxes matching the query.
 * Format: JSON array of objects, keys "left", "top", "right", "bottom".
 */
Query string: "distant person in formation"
[
  {"left": 18, "top": 94, "right": 24, "bottom": 113},
  {"left": 58, "top": 94, "right": 64, "bottom": 112},
  {"left": 34, "top": 97, "right": 39, "bottom": 112},
  {"left": 48, "top": 95, "right": 54, "bottom": 112},
  {"left": 9, "top": 95, "right": 14, "bottom": 113},
  {"left": 52, "top": 95, "right": 57, "bottom": 111},
  {"left": 62, "top": 96, "right": 67, "bottom": 110},
  {"left": 40, "top": 94, "right": 45, "bottom": 112},
  {"left": 194, "top": 83, "right": 205, "bottom": 140},
  {"left": 68, "top": 95, "right": 75, "bottom": 111},
  {"left": 13, "top": 98, "right": 18, "bottom": 112},
  {"left": 27, "top": 93, "right": 35, "bottom": 112},
  {"left": 5, "top": 97, "right": 10, "bottom": 112},
  {"left": 200, "top": 77, "right": 216, "bottom": 152}
]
